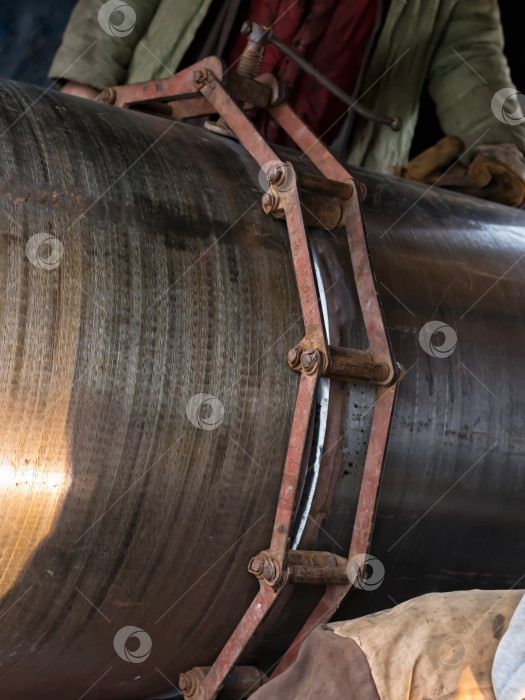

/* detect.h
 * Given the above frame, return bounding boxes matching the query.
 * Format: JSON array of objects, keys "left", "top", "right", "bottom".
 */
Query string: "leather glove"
[{"left": 394, "top": 136, "right": 525, "bottom": 207}]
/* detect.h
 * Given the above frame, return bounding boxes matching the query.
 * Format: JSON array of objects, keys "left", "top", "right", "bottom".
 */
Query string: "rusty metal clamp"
[{"left": 101, "top": 43, "right": 403, "bottom": 700}]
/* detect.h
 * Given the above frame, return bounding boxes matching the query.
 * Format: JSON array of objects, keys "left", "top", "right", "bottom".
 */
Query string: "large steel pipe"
[{"left": 0, "top": 79, "right": 524, "bottom": 699}]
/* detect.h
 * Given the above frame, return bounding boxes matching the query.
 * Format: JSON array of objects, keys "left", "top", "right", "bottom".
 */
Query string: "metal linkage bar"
[
  {"left": 98, "top": 57, "right": 224, "bottom": 113},
  {"left": 269, "top": 102, "right": 398, "bottom": 382},
  {"left": 270, "top": 383, "right": 397, "bottom": 677},
  {"left": 102, "top": 57, "right": 402, "bottom": 700}
]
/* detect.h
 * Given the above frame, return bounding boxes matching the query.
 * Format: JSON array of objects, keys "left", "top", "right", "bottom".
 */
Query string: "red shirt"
[{"left": 228, "top": 0, "right": 378, "bottom": 145}]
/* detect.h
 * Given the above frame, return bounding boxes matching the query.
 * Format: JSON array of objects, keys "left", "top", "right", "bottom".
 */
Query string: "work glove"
[{"left": 394, "top": 136, "right": 525, "bottom": 207}]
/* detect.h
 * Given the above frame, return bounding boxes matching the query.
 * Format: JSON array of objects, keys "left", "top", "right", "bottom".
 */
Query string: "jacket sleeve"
[
  {"left": 428, "top": 0, "right": 525, "bottom": 156},
  {"left": 492, "top": 593, "right": 525, "bottom": 700},
  {"left": 48, "top": 0, "right": 162, "bottom": 89}
]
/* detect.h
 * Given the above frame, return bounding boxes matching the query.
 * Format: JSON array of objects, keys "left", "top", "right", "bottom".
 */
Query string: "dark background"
[
  {"left": 0, "top": 0, "right": 522, "bottom": 155},
  {"left": 0, "top": 1, "right": 77, "bottom": 86}
]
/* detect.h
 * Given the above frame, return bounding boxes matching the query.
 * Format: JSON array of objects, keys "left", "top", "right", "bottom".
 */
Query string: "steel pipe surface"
[{"left": 0, "top": 80, "right": 524, "bottom": 699}]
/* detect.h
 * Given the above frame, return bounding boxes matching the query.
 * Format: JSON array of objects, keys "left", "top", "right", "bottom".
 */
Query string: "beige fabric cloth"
[
  {"left": 331, "top": 590, "right": 524, "bottom": 700},
  {"left": 251, "top": 625, "right": 380, "bottom": 700}
]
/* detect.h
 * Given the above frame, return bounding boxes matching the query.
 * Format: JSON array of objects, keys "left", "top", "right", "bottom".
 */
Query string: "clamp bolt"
[
  {"left": 249, "top": 553, "right": 280, "bottom": 585},
  {"left": 262, "top": 192, "right": 276, "bottom": 213},
  {"left": 267, "top": 165, "right": 285, "bottom": 186},
  {"left": 301, "top": 351, "right": 319, "bottom": 373},
  {"left": 263, "top": 563, "right": 275, "bottom": 580},
  {"left": 248, "top": 556, "right": 265, "bottom": 575},
  {"left": 287, "top": 346, "right": 303, "bottom": 369},
  {"left": 193, "top": 69, "right": 207, "bottom": 87},
  {"left": 178, "top": 673, "right": 192, "bottom": 694}
]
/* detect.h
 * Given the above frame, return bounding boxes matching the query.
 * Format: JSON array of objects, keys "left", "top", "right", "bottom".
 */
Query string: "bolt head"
[
  {"left": 287, "top": 348, "right": 299, "bottom": 366},
  {"left": 263, "top": 563, "right": 275, "bottom": 580},
  {"left": 261, "top": 192, "right": 275, "bottom": 213},
  {"left": 179, "top": 674, "right": 191, "bottom": 692},
  {"left": 249, "top": 556, "right": 264, "bottom": 575},
  {"left": 267, "top": 165, "right": 284, "bottom": 185},
  {"left": 193, "top": 69, "right": 206, "bottom": 84},
  {"left": 301, "top": 351, "right": 319, "bottom": 372}
]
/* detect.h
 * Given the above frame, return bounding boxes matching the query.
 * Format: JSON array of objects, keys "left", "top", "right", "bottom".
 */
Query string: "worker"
[
  {"left": 49, "top": 0, "right": 525, "bottom": 207},
  {"left": 249, "top": 589, "right": 525, "bottom": 700}
]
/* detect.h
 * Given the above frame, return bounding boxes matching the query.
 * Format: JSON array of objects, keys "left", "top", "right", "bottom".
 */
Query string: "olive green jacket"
[{"left": 49, "top": 0, "right": 525, "bottom": 170}]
